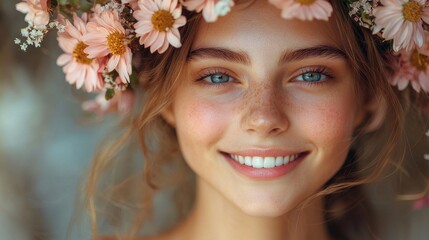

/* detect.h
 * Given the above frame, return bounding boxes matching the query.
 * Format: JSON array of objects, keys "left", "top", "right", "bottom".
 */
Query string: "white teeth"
[
  {"left": 238, "top": 155, "right": 244, "bottom": 164},
  {"left": 263, "top": 157, "right": 275, "bottom": 168},
  {"left": 252, "top": 157, "right": 264, "bottom": 168},
  {"left": 275, "top": 156, "right": 283, "bottom": 166},
  {"left": 229, "top": 154, "right": 300, "bottom": 168},
  {"left": 244, "top": 156, "right": 252, "bottom": 166},
  {"left": 284, "top": 155, "right": 290, "bottom": 164}
]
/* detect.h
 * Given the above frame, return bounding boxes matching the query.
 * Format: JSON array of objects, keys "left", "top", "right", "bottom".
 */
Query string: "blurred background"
[
  {"left": 0, "top": 1, "right": 428, "bottom": 240},
  {"left": 0, "top": 1, "right": 113, "bottom": 239}
]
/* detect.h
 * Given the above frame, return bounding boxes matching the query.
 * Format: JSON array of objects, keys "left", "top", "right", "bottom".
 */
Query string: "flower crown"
[{"left": 14, "top": 0, "right": 429, "bottom": 115}]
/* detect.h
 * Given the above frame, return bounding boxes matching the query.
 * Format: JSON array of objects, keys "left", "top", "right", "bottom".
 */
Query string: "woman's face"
[{"left": 165, "top": 0, "right": 363, "bottom": 217}]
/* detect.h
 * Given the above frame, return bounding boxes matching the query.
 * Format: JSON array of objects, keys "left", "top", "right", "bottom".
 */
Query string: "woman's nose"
[{"left": 240, "top": 87, "right": 289, "bottom": 137}]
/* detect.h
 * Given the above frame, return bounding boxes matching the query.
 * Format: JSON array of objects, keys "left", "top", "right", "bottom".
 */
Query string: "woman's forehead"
[{"left": 191, "top": 0, "right": 341, "bottom": 52}]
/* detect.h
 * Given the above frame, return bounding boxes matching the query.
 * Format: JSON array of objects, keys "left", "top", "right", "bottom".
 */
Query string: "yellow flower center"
[
  {"left": 151, "top": 10, "right": 175, "bottom": 32},
  {"left": 73, "top": 42, "right": 92, "bottom": 65},
  {"left": 107, "top": 32, "right": 126, "bottom": 55},
  {"left": 410, "top": 49, "right": 428, "bottom": 71},
  {"left": 295, "top": 0, "right": 316, "bottom": 5},
  {"left": 402, "top": 1, "right": 423, "bottom": 22}
]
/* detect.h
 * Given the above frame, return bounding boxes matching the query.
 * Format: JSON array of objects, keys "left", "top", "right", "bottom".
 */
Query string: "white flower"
[
  {"left": 373, "top": 0, "right": 429, "bottom": 52},
  {"left": 214, "top": 0, "right": 233, "bottom": 17}
]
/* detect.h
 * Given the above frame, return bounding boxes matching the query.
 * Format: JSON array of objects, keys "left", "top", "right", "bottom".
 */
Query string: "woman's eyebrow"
[
  {"left": 187, "top": 47, "right": 251, "bottom": 64},
  {"left": 279, "top": 45, "right": 347, "bottom": 64},
  {"left": 187, "top": 45, "right": 347, "bottom": 64}
]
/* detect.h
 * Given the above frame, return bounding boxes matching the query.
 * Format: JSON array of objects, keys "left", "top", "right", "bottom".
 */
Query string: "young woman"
[{"left": 14, "top": 0, "right": 429, "bottom": 239}]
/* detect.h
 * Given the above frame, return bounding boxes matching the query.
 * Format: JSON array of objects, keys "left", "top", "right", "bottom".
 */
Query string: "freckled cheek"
[
  {"left": 292, "top": 98, "right": 358, "bottom": 178},
  {"left": 175, "top": 98, "right": 233, "bottom": 147},
  {"left": 293, "top": 98, "right": 357, "bottom": 146}
]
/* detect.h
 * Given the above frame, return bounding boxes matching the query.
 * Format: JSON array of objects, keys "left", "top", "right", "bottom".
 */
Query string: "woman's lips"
[{"left": 222, "top": 151, "right": 307, "bottom": 180}]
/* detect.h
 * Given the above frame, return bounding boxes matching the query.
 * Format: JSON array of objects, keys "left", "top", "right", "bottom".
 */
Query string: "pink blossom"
[
  {"left": 134, "top": 0, "right": 187, "bottom": 53},
  {"left": 57, "top": 13, "right": 103, "bottom": 92},
  {"left": 182, "top": 0, "right": 234, "bottom": 22},
  {"left": 413, "top": 194, "right": 429, "bottom": 210},
  {"left": 269, "top": 0, "right": 332, "bottom": 21},
  {"left": 391, "top": 46, "right": 429, "bottom": 92},
  {"left": 83, "top": 9, "right": 133, "bottom": 83},
  {"left": 16, "top": 0, "right": 50, "bottom": 27},
  {"left": 391, "top": 50, "right": 419, "bottom": 91},
  {"left": 82, "top": 89, "right": 135, "bottom": 116},
  {"left": 373, "top": 0, "right": 429, "bottom": 52}
]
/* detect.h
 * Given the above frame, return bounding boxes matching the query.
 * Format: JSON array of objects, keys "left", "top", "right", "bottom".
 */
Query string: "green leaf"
[
  {"left": 130, "top": 70, "right": 139, "bottom": 89},
  {"left": 80, "top": 1, "right": 93, "bottom": 12},
  {"left": 105, "top": 88, "right": 115, "bottom": 101}
]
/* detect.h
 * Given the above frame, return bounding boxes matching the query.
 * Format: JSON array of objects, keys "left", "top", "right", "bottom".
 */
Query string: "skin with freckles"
[{"left": 159, "top": 1, "right": 365, "bottom": 240}]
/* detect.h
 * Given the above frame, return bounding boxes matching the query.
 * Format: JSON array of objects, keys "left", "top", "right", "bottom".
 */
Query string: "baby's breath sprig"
[
  {"left": 99, "top": 0, "right": 123, "bottom": 12},
  {"left": 15, "top": 21, "right": 64, "bottom": 51},
  {"left": 347, "top": 0, "right": 379, "bottom": 30},
  {"left": 101, "top": 69, "right": 128, "bottom": 100}
]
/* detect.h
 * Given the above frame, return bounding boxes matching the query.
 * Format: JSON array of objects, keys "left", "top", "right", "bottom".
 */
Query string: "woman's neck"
[{"left": 166, "top": 178, "right": 331, "bottom": 240}]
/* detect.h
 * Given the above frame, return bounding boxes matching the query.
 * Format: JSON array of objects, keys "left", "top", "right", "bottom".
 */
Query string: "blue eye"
[
  {"left": 295, "top": 72, "right": 326, "bottom": 82},
  {"left": 201, "top": 73, "right": 232, "bottom": 84}
]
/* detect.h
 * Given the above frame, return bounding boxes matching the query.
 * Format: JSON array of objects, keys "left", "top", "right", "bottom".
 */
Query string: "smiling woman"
[
  {"left": 154, "top": 1, "right": 387, "bottom": 238},
  {"left": 81, "top": 0, "right": 420, "bottom": 239},
  {"left": 13, "top": 0, "right": 428, "bottom": 239},
  {"left": 166, "top": 4, "right": 360, "bottom": 216}
]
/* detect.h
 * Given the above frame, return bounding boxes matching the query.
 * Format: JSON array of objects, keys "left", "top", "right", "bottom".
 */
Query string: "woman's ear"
[
  {"left": 161, "top": 104, "right": 176, "bottom": 127},
  {"left": 359, "top": 96, "right": 388, "bottom": 133}
]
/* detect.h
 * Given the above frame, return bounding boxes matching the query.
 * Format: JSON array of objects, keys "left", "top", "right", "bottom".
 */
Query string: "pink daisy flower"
[
  {"left": 56, "top": 13, "right": 102, "bottom": 92},
  {"left": 391, "top": 47, "right": 429, "bottom": 92},
  {"left": 16, "top": 0, "right": 50, "bottom": 27},
  {"left": 182, "top": 0, "right": 234, "bottom": 22},
  {"left": 83, "top": 9, "right": 132, "bottom": 83},
  {"left": 134, "top": 0, "right": 187, "bottom": 53},
  {"left": 268, "top": 0, "right": 333, "bottom": 21},
  {"left": 373, "top": 0, "right": 429, "bottom": 52},
  {"left": 391, "top": 51, "right": 420, "bottom": 91}
]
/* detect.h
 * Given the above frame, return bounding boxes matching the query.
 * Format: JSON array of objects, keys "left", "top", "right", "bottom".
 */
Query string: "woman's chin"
[{"left": 233, "top": 199, "right": 295, "bottom": 218}]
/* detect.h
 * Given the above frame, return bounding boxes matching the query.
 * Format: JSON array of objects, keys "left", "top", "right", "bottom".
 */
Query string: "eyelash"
[
  {"left": 293, "top": 66, "right": 334, "bottom": 86},
  {"left": 196, "top": 68, "right": 236, "bottom": 87}
]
